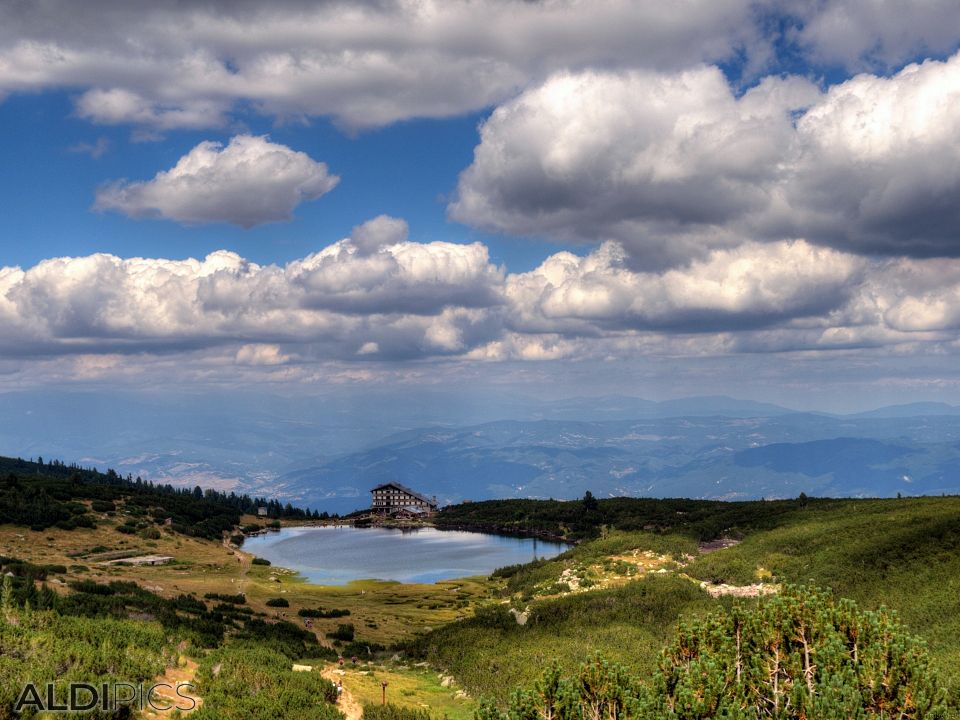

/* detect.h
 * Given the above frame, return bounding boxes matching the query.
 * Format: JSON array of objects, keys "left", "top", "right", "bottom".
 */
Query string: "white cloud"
[
  {"left": 0, "top": 1, "right": 765, "bottom": 131},
  {"left": 236, "top": 344, "right": 291, "bottom": 366},
  {"left": 75, "top": 88, "right": 228, "bottom": 133},
  {"left": 454, "top": 52, "right": 960, "bottom": 263},
  {"left": 779, "top": 52, "right": 960, "bottom": 257},
  {"left": 288, "top": 217, "right": 504, "bottom": 315},
  {"left": 451, "top": 68, "right": 819, "bottom": 267},
  {"left": 94, "top": 135, "right": 338, "bottom": 227},
  {"left": 0, "top": 219, "right": 505, "bottom": 361},
  {"left": 791, "top": 0, "right": 960, "bottom": 70},
  {"left": 1, "top": 1, "right": 957, "bottom": 134},
  {"left": 505, "top": 240, "right": 863, "bottom": 335},
  {"left": 5, "top": 228, "right": 960, "bottom": 370}
]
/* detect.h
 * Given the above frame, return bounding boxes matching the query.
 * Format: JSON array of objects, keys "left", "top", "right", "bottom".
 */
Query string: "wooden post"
[{"left": 381, "top": 681, "right": 389, "bottom": 706}]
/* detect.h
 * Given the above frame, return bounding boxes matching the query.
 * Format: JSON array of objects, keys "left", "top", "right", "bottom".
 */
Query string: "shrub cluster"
[
  {"left": 363, "top": 704, "right": 431, "bottom": 720},
  {"left": 326, "top": 623, "right": 355, "bottom": 642},
  {"left": 474, "top": 586, "right": 946, "bottom": 720},
  {"left": 298, "top": 607, "right": 351, "bottom": 618},
  {"left": 204, "top": 592, "right": 246, "bottom": 604}
]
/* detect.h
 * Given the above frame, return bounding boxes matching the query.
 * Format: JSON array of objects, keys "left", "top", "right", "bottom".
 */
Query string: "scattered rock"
[
  {"left": 698, "top": 538, "right": 741, "bottom": 554},
  {"left": 509, "top": 607, "right": 530, "bottom": 625},
  {"left": 699, "top": 581, "right": 777, "bottom": 598}
]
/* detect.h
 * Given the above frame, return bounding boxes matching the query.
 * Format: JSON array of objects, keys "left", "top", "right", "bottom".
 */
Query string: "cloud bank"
[
  {"left": 3, "top": 222, "right": 960, "bottom": 370},
  {"left": 1, "top": 1, "right": 956, "bottom": 131},
  {"left": 0, "top": 218, "right": 503, "bottom": 361}
]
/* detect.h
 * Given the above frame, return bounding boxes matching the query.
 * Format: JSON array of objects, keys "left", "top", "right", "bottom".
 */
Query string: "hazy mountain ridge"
[
  {"left": 3, "top": 390, "right": 960, "bottom": 514},
  {"left": 281, "top": 416, "right": 960, "bottom": 512}
]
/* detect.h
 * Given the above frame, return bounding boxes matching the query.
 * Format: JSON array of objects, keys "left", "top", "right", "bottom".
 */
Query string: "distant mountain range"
[
  {"left": 278, "top": 413, "right": 960, "bottom": 513},
  {"left": 2, "top": 389, "right": 960, "bottom": 513}
]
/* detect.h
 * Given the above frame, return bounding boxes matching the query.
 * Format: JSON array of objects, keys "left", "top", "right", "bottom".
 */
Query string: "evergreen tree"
[
  {"left": 583, "top": 491, "right": 599, "bottom": 512},
  {"left": 646, "top": 585, "right": 945, "bottom": 719},
  {"left": 486, "top": 586, "right": 946, "bottom": 720}
]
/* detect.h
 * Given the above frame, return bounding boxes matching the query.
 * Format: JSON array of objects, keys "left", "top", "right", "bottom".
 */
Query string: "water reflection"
[{"left": 242, "top": 525, "right": 567, "bottom": 585}]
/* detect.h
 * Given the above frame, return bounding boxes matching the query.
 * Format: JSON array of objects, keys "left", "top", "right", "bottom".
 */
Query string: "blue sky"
[
  {"left": 3, "top": 1, "right": 960, "bottom": 412},
  {"left": 2, "top": 91, "right": 575, "bottom": 272}
]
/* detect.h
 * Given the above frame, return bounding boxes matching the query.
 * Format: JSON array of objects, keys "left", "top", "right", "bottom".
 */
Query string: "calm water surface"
[{"left": 242, "top": 525, "right": 567, "bottom": 585}]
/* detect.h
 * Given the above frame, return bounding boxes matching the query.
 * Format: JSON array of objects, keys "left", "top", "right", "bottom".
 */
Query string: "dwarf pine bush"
[{"left": 480, "top": 586, "right": 946, "bottom": 720}]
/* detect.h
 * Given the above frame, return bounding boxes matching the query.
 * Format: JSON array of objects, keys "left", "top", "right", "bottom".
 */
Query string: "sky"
[{"left": 2, "top": 0, "right": 960, "bottom": 414}]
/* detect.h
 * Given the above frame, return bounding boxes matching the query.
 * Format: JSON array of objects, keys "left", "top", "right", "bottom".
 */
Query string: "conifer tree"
[
  {"left": 641, "top": 586, "right": 944, "bottom": 719},
  {"left": 486, "top": 586, "right": 946, "bottom": 720}
]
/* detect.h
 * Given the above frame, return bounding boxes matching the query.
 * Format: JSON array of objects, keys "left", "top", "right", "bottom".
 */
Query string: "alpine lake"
[{"left": 242, "top": 524, "right": 568, "bottom": 585}]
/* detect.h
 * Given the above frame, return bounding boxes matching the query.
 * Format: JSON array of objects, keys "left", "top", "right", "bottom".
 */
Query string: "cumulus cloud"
[
  {"left": 1, "top": 1, "right": 956, "bottom": 133},
  {"left": 4, "top": 227, "right": 960, "bottom": 368},
  {"left": 452, "top": 68, "right": 819, "bottom": 267},
  {"left": 75, "top": 88, "right": 228, "bottom": 134},
  {"left": 0, "top": 218, "right": 504, "bottom": 360},
  {"left": 453, "top": 51, "right": 960, "bottom": 263},
  {"left": 504, "top": 240, "right": 863, "bottom": 334},
  {"left": 94, "top": 135, "right": 339, "bottom": 227},
  {"left": 485, "top": 240, "right": 960, "bottom": 360},
  {"left": 0, "top": 0, "right": 767, "bottom": 131},
  {"left": 779, "top": 52, "right": 960, "bottom": 257},
  {"left": 236, "top": 344, "right": 291, "bottom": 366},
  {"left": 289, "top": 216, "right": 504, "bottom": 315},
  {"left": 790, "top": 0, "right": 960, "bottom": 70}
]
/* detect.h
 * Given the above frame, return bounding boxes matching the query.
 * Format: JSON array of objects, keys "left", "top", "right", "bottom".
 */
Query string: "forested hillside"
[
  {"left": 434, "top": 493, "right": 827, "bottom": 540},
  {"left": 0, "top": 455, "right": 325, "bottom": 538}
]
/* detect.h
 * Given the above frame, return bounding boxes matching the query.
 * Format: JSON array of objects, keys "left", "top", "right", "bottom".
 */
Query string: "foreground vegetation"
[{"left": 477, "top": 587, "right": 945, "bottom": 719}]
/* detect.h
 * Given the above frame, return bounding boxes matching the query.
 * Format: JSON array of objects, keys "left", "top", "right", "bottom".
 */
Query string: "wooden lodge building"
[{"left": 370, "top": 482, "right": 439, "bottom": 515}]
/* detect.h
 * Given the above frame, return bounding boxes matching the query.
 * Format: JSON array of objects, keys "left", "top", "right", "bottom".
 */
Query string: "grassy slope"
[
  {"left": 683, "top": 496, "right": 960, "bottom": 701},
  {"left": 0, "top": 610, "right": 172, "bottom": 716},
  {"left": 0, "top": 518, "right": 494, "bottom": 649},
  {"left": 321, "top": 664, "right": 477, "bottom": 720},
  {"left": 412, "top": 496, "right": 960, "bottom": 708}
]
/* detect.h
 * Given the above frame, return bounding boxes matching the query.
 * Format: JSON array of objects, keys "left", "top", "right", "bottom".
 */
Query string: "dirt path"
[
  {"left": 223, "top": 536, "right": 253, "bottom": 592},
  {"left": 322, "top": 665, "right": 363, "bottom": 720},
  {"left": 142, "top": 657, "right": 202, "bottom": 717}
]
